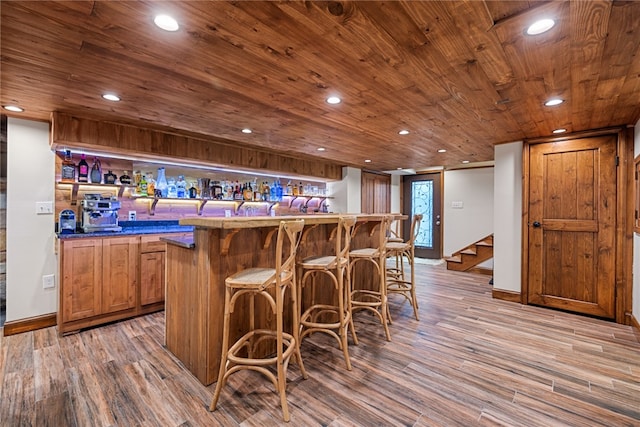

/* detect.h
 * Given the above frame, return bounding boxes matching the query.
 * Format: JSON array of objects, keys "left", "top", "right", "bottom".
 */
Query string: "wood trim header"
[{"left": 50, "top": 112, "right": 343, "bottom": 181}]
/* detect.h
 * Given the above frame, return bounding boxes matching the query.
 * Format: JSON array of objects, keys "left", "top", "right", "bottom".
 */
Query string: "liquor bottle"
[
  {"left": 119, "top": 170, "right": 132, "bottom": 185},
  {"left": 276, "top": 180, "right": 283, "bottom": 201},
  {"left": 270, "top": 181, "right": 277, "bottom": 202},
  {"left": 139, "top": 174, "right": 148, "bottom": 196},
  {"left": 287, "top": 180, "right": 294, "bottom": 195},
  {"left": 61, "top": 150, "right": 76, "bottom": 182},
  {"left": 244, "top": 181, "right": 253, "bottom": 201},
  {"left": 176, "top": 175, "right": 186, "bottom": 198},
  {"left": 146, "top": 172, "right": 155, "bottom": 196},
  {"left": 188, "top": 182, "right": 197, "bottom": 198},
  {"left": 167, "top": 177, "right": 177, "bottom": 198},
  {"left": 156, "top": 167, "right": 168, "bottom": 197},
  {"left": 77, "top": 154, "right": 89, "bottom": 182},
  {"left": 292, "top": 180, "right": 299, "bottom": 196},
  {"left": 253, "top": 180, "right": 261, "bottom": 201},
  {"left": 298, "top": 181, "right": 304, "bottom": 195},
  {"left": 90, "top": 157, "right": 102, "bottom": 183},
  {"left": 262, "top": 181, "right": 270, "bottom": 201}
]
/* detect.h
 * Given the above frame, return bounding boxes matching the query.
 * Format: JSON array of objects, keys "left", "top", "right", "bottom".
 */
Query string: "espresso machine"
[{"left": 80, "top": 194, "right": 122, "bottom": 233}]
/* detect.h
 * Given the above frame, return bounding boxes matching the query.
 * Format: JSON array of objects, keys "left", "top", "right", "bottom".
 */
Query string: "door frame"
[
  {"left": 521, "top": 127, "right": 634, "bottom": 325},
  {"left": 400, "top": 170, "right": 444, "bottom": 259}
]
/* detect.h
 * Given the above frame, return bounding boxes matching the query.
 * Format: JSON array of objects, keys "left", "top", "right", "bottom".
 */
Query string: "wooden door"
[
  {"left": 60, "top": 239, "right": 102, "bottom": 322},
  {"left": 527, "top": 135, "right": 617, "bottom": 318},
  {"left": 361, "top": 171, "right": 390, "bottom": 213},
  {"left": 402, "top": 172, "right": 442, "bottom": 258},
  {"left": 102, "top": 236, "right": 138, "bottom": 314}
]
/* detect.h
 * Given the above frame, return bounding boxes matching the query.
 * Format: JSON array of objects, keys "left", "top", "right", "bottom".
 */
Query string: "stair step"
[{"left": 446, "top": 233, "right": 494, "bottom": 272}]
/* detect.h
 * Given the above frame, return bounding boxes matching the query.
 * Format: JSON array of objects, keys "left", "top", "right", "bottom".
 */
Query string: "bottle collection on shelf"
[{"left": 59, "top": 151, "right": 327, "bottom": 202}]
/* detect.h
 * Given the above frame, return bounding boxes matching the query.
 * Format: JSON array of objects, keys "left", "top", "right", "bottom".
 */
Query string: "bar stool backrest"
[
  {"left": 377, "top": 215, "right": 393, "bottom": 254},
  {"left": 336, "top": 216, "right": 357, "bottom": 262},
  {"left": 407, "top": 214, "right": 423, "bottom": 247},
  {"left": 274, "top": 219, "right": 305, "bottom": 289}
]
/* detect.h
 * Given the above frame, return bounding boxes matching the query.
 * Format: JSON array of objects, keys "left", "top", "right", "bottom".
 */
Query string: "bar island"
[{"left": 164, "top": 214, "right": 398, "bottom": 385}]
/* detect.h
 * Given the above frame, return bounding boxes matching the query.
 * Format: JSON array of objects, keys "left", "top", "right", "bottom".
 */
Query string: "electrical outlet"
[
  {"left": 35, "top": 201, "right": 53, "bottom": 215},
  {"left": 42, "top": 274, "right": 55, "bottom": 289},
  {"left": 128, "top": 211, "right": 137, "bottom": 221}
]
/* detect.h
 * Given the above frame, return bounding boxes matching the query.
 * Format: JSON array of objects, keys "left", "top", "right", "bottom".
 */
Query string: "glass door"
[{"left": 402, "top": 172, "right": 442, "bottom": 259}]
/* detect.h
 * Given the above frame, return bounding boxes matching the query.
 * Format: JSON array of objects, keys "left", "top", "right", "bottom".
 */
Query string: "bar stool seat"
[
  {"left": 385, "top": 214, "right": 422, "bottom": 321},
  {"left": 298, "top": 216, "right": 358, "bottom": 370},
  {"left": 210, "top": 219, "right": 307, "bottom": 423},
  {"left": 349, "top": 215, "right": 393, "bottom": 341}
]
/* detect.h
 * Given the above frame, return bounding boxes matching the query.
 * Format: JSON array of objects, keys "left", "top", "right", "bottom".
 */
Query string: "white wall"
[
  {"left": 327, "top": 166, "right": 361, "bottom": 214},
  {"left": 493, "top": 141, "right": 523, "bottom": 293},
  {"left": 634, "top": 120, "right": 640, "bottom": 323},
  {"left": 443, "top": 168, "right": 494, "bottom": 258},
  {"left": 390, "top": 174, "right": 401, "bottom": 213},
  {"left": 6, "top": 118, "right": 57, "bottom": 322}
]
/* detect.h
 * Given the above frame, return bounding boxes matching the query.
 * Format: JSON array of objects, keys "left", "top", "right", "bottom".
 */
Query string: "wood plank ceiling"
[{"left": 1, "top": 1, "right": 639, "bottom": 172}]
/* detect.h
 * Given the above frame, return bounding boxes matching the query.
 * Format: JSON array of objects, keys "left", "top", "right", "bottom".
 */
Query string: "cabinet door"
[
  {"left": 140, "top": 251, "right": 165, "bottom": 305},
  {"left": 102, "top": 236, "right": 138, "bottom": 314},
  {"left": 61, "top": 239, "right": 102, "bottom": 322}
]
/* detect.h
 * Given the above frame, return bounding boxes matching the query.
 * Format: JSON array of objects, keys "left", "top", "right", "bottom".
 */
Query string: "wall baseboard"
[
  {"left": 2, "top": 313, "right": 57, "bottom": 336},
  {"left": 492, "top": 288, "right": 521, "bottom": 303}
]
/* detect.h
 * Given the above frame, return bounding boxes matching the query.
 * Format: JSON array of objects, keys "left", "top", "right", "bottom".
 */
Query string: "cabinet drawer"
[
  {"left": 140, "top": 233, "right": 192, "bottom": 253},
  {"left": 140, "top": 235, "right": 166, "bottom": 253}
]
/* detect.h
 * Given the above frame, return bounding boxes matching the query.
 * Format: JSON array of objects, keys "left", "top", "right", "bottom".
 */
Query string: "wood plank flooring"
[{"left": 1, "top": 263, "right": 639, "bottom": 426}]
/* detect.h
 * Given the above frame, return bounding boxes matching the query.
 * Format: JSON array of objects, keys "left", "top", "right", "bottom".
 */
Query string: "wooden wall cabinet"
[{"left": 58, "top": 233, "right": 177, "bottom": 335}]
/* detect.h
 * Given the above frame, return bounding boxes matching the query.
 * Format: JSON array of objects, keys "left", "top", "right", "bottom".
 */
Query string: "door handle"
[{"left": 532, "top": 221, "right": 541, "bottom": 228}]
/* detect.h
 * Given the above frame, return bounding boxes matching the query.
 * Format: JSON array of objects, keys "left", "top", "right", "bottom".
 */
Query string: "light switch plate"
[
  {"left": 35, "top": 201, "right": 53, "bottom": 214},
  {"left": 451, "top": 201, "right": 464, "bottom": 209},
  {"left": 42, "top": 274, "right": 55, "bottom": 289}
]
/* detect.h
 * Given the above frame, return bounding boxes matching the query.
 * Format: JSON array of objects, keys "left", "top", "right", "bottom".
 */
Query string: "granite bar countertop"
[
  {"left": 56, "top": 220, "right": 194, "bottom": 239},
  {"left": 161, "top": 235, "right": 195, "bottom": 249}
]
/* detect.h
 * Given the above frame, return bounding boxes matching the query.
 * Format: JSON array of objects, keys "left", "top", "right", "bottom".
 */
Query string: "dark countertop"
[
  {"left": 161, "top": 235, "right": 195, "bottom": 249},
  {"left": 56, "top": 220, "right": 194, "bottom": 239}
]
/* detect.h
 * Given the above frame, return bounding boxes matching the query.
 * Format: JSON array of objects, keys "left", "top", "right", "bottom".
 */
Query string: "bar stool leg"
[
  {"left": 290, "top": 272, "right": 308, "bottom": 380},
  {"left": 210, "top": 285, "right": 232, "bottom": 412}
]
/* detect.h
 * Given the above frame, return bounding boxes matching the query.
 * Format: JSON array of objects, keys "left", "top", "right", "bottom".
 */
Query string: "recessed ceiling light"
[
  {"left": 102, "top": 93, "right": 120, "bottom": 102},
  {"left": 545, "top": 98, "right": 564, "bottom": 106},
  {"left": 3, "top": 105, "right": 23, "bottom": 112},
  {"left": 154, "top": 14, "right": 179, "bottom": 31},
  {"left": 364, "top": 159, "right": 372, "bottom": 163},
  {"left": 526, "top": 19, "right": 555, "bottom": 36},
  {"left": 461, "top": 160, "right": 470, "bottom": 164},
  {"left": 326, "top": 96, "right": 341, "bottom": 105},
  {"left": 438, "top": 149, "right": 447, "bottom": 153},
  {"left": 398, "top": 130, "right": 409, "bottom": 135},
  {"left": 397, "top": 167, "right": 403, "bottom": 170},
  {"left": 317, "top": 147, "right": 326, "bottom": 151},
  {"left": 553, "top": 128, "right": 567, "bottom": 134},
  {"left": 241, "top": 128, "right": 252, "bottom": 134}
]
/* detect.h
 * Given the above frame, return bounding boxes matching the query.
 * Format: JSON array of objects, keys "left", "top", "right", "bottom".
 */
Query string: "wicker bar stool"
[
  {"left": 348, "top": 215, "right": 393, "bottom": 341},
  {"left": 298, "top": 216, "right": 358, "bottom": 370},
  {"left": 385, "top": 214, "right": 422, "bottom": 321},
  {"left": 209, "top": 219, "right": 307, "bottom": 423}
]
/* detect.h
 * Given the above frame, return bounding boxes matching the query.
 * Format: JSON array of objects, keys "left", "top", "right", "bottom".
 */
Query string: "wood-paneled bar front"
[{"left": 165, "top": 214, "right": 399, "bottom": 385}]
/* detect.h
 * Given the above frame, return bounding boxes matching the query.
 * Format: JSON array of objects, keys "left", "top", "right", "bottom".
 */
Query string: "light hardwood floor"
[{"left": 1, "top": 263, "right": 639, "bottom": 426}]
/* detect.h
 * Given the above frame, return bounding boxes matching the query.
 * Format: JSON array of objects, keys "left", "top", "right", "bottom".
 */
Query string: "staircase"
[{"left": 445, "top": 234, "right": 494, "bottom": 272}]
